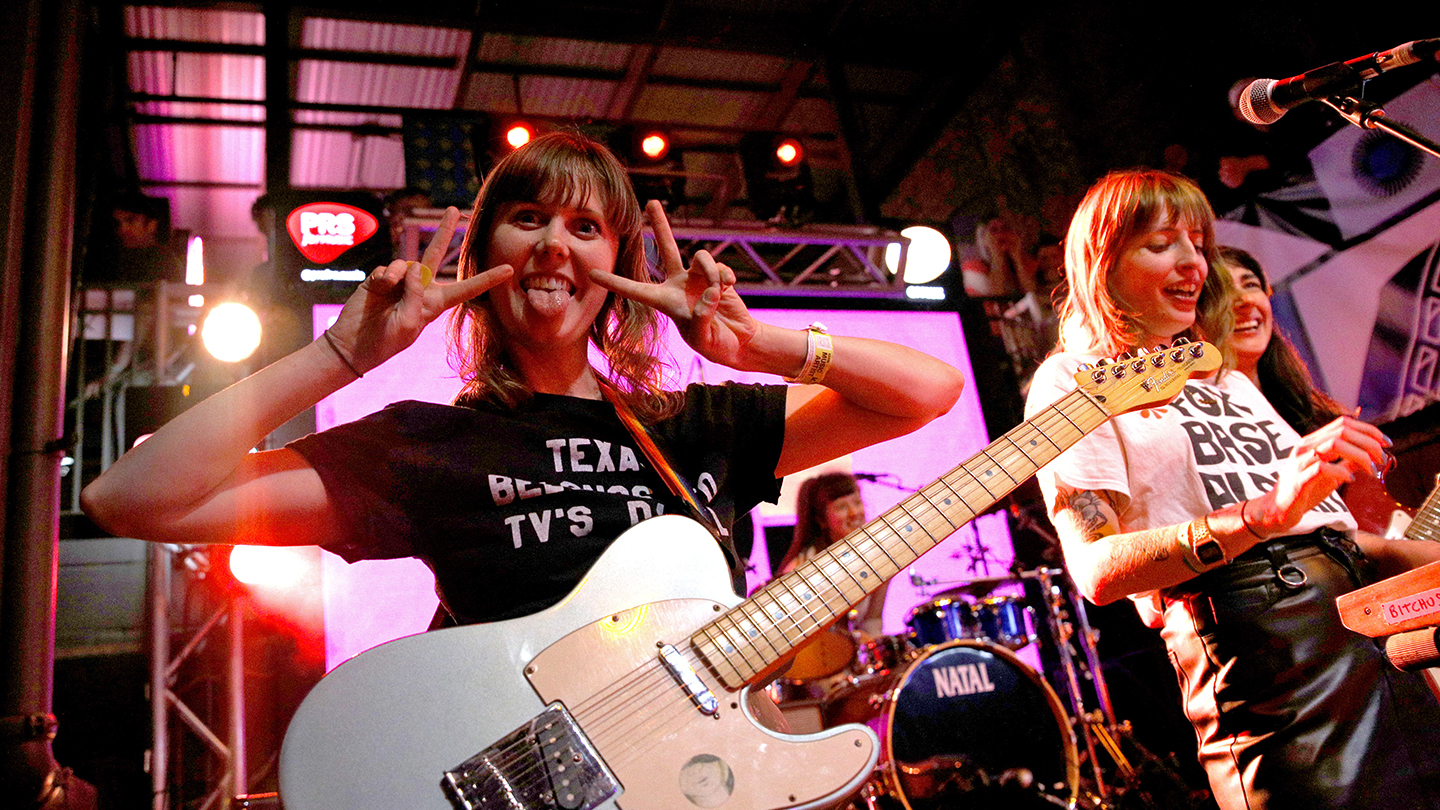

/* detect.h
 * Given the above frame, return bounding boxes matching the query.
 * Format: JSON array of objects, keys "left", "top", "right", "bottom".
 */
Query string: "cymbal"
[{"left": 929, "top": 575, "right": 1022, "bottom": 600}]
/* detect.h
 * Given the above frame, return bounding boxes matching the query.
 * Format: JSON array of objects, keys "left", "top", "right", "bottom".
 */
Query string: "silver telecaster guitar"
[{"left": 278, "top": 340, "right": 1220, "bottom": 810}]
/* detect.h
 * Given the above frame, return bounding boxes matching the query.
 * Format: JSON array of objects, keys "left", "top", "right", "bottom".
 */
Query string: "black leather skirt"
[{"left": 1160, "top": 529, "right": 1440, "bottom": 810}]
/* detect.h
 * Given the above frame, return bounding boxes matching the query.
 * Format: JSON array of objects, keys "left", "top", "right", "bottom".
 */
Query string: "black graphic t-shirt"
[{"left": 289, "top": 383, "right": 786, "bottom": 623}]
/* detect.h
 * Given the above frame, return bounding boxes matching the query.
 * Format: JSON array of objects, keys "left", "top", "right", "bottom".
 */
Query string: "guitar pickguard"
[{"left": 526, "top": 599, "right": 876, "bottom": 810}]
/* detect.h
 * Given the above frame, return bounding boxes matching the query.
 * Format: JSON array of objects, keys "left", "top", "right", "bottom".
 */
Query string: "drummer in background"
[{"left": 776, "top": 472, "right": 887, "bottom": 637}]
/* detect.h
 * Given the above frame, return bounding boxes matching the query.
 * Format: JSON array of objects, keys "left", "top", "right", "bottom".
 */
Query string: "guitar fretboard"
[
  {"left": 691, "top": 386, "right": 1111, "bottom": 689},
  {"left": 1405, "top": 476, "right": 1440, "bottom": 545}
]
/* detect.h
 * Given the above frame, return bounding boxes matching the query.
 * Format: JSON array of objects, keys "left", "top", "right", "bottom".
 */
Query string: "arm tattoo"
[
  {"left": 1057, "top": 488, "right": 1114, "bottom": 540},
  {"left": 1058, "top": 486, "right": 1171, "bottom": 562}
]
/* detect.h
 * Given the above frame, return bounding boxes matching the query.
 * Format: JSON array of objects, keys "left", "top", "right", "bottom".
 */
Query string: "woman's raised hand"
[
  {"left": 325, "top": 207, "right": 513, "bottom": 374},
  {"left": 589, "top": 200, "right": 759, "bottom": 367},
  {"left": 1257, "top": 415, "right": 1391, "bottom": 535}
]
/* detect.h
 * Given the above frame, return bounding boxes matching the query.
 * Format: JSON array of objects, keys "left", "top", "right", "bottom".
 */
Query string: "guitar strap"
[{"left": 599, "top": 380, "right": 747, "bottom": 591}]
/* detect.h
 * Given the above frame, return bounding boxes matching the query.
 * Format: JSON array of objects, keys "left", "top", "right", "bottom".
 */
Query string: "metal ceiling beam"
[
  {"left": 123, "top": 37, "right": 460, "bottom": 69},
  {"left": 263, "top": 1, "right": 291, "bottom": 194}
]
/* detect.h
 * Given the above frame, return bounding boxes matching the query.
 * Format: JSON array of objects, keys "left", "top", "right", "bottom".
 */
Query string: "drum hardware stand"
[
  {"left": 1030, "top": 568, "right": 1200, "bottom": 810},
  {"left": 950, "top": 525, "right": 1006, "bottom": 578},
  {"left": 1031, "top": 567, "right": 1113, "bottom": 800}
]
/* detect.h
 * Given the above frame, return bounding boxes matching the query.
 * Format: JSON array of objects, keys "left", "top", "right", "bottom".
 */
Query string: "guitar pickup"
[
  {"left": 441, "top": 703, "right": 620, "bottom": 810},
  {"left": 658, "top": 642, "right": 721, "bottom": 716}
]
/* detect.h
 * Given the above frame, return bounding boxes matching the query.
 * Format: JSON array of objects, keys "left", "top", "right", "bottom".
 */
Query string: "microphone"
[
  {"left": 1385, "top": 626, "right": 1440, "bottom": 672},
  {"left": 1237, "top": 38, "right": 1440, "bottom": 125}
]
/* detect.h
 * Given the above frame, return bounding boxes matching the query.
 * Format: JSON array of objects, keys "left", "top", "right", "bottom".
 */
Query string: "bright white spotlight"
[
  {"left": 230, "top": 545, "right": 306, "bottom": 587},
  {"left": 186, "top": 235, "right": 204, "bottom": 285},
  {"left": 640, "top": 132, "right": 670, "bottom": 160},
  {"left": 774, "top": 138, "right": 803, "bottom": 167},
  {"left": 201, "top": 302, "right": 262, "bottom": 362},
  {"left": 885, "top": 226, "right": 952, "bottom": 284},
  {"left": 505, "top": 123, "right": 534, "bottom": 150}
]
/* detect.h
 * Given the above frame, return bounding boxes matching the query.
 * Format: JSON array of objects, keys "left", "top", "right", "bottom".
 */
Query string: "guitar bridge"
[{"left": 441, "top": 703, "right": 620, "bottom": 810}]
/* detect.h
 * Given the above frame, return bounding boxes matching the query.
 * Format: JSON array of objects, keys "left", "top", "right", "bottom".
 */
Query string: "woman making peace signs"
[{"left": 81, "top": 132, "right": 965, "bottom": 630}]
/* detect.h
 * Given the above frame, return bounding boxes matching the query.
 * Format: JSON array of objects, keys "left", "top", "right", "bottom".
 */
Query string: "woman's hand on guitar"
[{"left": 1253, "top": 415, "right": 1391, "bottom": 536}]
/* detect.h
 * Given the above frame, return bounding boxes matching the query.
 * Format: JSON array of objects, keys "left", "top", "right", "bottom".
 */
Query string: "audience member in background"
[
  {"left": 384, "top": 186, "right": 434, "bottom": 259},
  {"left": 110, "top": 191, "right": 181, "bottom": 283},
  {"left": 961, "top": 217, "right": 1036, "bottom": 298}
]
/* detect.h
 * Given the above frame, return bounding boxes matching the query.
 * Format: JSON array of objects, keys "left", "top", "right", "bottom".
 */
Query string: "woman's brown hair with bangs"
[
  {"left": 447, "top": 131, "right": 683, "bottom": 421},
  {"left": 1056, "top": 169, "right": 1234, "bottom": 361}
]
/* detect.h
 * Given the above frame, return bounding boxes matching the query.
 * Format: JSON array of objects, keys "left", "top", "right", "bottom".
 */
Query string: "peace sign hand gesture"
[
  {"left": 325, "top": 206, "right": 514, "bottom": 375},
  {"left": 590, "top": 200, "right": 761, "bottom": 369}
]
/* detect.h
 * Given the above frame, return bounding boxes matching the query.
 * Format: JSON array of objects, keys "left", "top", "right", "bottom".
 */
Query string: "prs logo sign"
[{"left": 285, "top": 202, "right": 379, "bottom": 264}]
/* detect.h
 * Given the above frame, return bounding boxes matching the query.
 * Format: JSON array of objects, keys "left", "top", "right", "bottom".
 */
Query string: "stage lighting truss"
[{"left": 397, "top": 212, "right": 913, "bottom": 297}]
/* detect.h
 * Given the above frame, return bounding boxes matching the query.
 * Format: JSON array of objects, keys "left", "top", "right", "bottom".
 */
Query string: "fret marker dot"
[
  {"left": 723, "top": 644, "right": 735, "bottom": 654},
  {"left": 905, "top": 524, "right": 914, "bottom": 532},
  {"left": 747, "top": 628, "right": 758, "bottom": 637},
  {"left": 771, "top": 609, "right": 784, "bottom": 621},
  {"left": 800, "top": 591, "right": 813, "bottom": 601},
  {"left": 859, "top": 571, "right": 870, "bottom": 579},
  {"left": 944, "top": 498, "right": 953, "bottom": 505}
]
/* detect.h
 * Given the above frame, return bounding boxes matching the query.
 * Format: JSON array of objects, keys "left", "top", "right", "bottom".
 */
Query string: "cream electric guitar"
[{"left": 278, "top": 340, "right": 1220, "bottom": 810}]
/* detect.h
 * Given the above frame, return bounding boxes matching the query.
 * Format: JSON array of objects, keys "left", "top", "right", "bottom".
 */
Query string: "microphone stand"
[{"left": 1321, "top": 94, "right": 1440, "bottom": 159}]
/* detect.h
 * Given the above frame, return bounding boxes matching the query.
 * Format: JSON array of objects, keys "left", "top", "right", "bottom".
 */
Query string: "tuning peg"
[
  {"left": 1117, "top": 352, "right": 1132, "bottom": 361},
  {"left": 1096, "top": 357, "right": 1111, "bottom": 366},
  {"left": 1076, "top": 362, "right": 1092, "bottom": 372},
  {"left": 1169, "top": 347, "right": 1185, "bottom": 363},
  {"left": 1188, "top": 343, "right": 1204, "bottom": 358},
  {"left": 1171, "top": 336, "right": 1190, "bottom": 346},
  {"left": 1134, "top": 347, "right": 1149, "bottom": 356},
  {"left": 1150, "top": 353, "right": 1165, "bottom": 367}
]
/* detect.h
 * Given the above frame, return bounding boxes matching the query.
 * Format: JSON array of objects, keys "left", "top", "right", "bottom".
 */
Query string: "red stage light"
[
  {"left": 230, "top": 544, "right": 308, "bottom": 588},
  {"left": 504, "top": 123, "right": 534, "bottom": 150},
  {"left": 774, "top": 138, "right": 803, "bottom": 167},
  {"left": 639, "top": 132, "right": 670, "bottom": 160}
]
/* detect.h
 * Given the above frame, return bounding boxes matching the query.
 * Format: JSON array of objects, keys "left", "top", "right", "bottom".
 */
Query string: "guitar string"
[
  {"left": 575, "top": 398, "right": 1098, "bottom": 767},
  {"left": 458, "top": 377, "right": 1122, "bottom": 797},
  {"left": 695, "top": 389, "right": 1102, "bottom": 685},
  {"left": 689, "top": 396, "right": 1077, "bottom": 687},
  {"left": 469, "top": 657, "right": 681, "bottom": 797}
]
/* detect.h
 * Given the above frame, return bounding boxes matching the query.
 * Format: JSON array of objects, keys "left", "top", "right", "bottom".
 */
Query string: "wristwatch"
[{"left": 1190, "top": 517, "right": 1226, "bottom": 566}]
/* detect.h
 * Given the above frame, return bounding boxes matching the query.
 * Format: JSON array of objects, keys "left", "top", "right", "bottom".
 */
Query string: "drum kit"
[{"left": 768, "top": 567, "right": 1202, "bottom": 810}]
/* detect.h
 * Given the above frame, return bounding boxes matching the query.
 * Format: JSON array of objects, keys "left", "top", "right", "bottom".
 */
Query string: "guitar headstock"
[{"left": 1074, "top": 339, "right": 1221, "bottom": 416}]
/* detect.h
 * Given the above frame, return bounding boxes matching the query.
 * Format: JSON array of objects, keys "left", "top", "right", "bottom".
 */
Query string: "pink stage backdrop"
[{"left": 312, "top": 305, "right": 1012, "bottom": 671}]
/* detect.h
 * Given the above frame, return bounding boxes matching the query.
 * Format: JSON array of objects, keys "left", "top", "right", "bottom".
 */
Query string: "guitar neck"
[
  {"left": 692, "top": 386, "right": 1111, "bottom": 689},
  {"left": 1405, "top": 475, "right": 1440, "bottom": 545}
]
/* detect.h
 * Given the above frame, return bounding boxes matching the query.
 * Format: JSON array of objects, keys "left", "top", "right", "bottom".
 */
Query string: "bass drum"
[{"left": 873, "top": 640, "right": 1079, "bottom": 810}]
